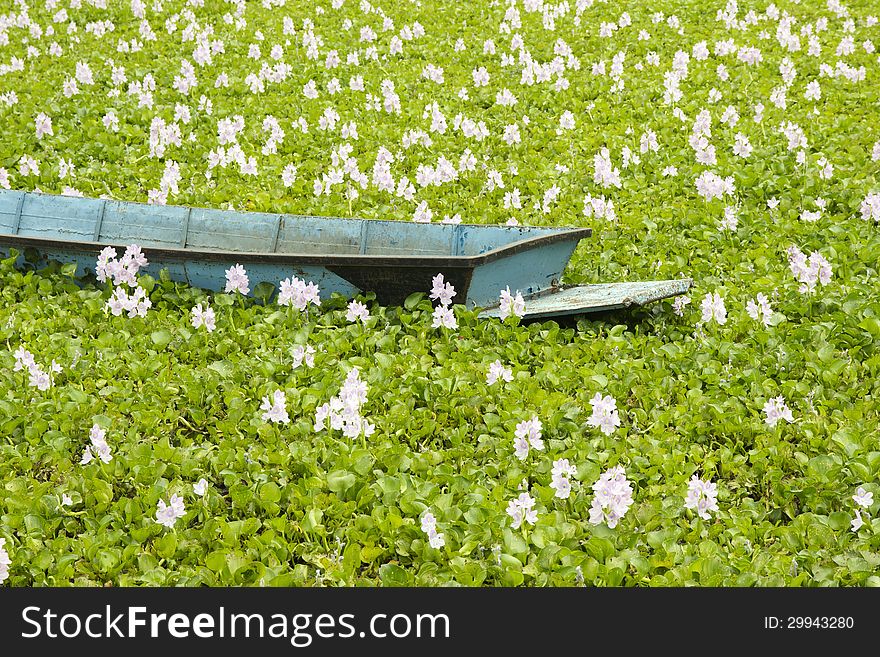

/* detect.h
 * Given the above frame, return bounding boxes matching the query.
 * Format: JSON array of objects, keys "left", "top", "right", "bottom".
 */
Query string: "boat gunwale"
[{"left": 0, "top": 226, "right": 592, "bottom": 269}]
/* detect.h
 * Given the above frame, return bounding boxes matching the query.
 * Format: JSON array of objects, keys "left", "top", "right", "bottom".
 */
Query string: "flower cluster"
[
  {"left": 429, "top": 273, "right": 457, "bottom": 329},
  {"left": 786, "top": 246, "right": 832, "bottom": 293},
  {"left": 746, "top": 293, "right": 773, "bottom": 326},
  {"left": 261, "top": 389, "right": 290, "bottom": 424},
  {"left": 549, "top": 458, "right": 577, "bottom": 499},
  {"left": 763, "top": 396, "right": 794, "bottom": 427},
  {"left": 860, "top": 192, "right": 880, "bottom": 222},
  {"left": 486, "top": 359, "right": 512, "bottom": 385},
  {"left": 513, "top": 416, "right": 544, "bottom": 460},
  {"left": 107, "top": 285, "right": 152, "bottom": 318},
  {"left": 420, "top": 511, "right": 445, "bottom": 549},
  {"left": 700, "top": 291, "right": 727, "bottom": 325},
  {"left": 155, "top": 494, "right": 186, "bottom": 528},
  {"left": 81, "top": 424, "right": 112, "bottom": 465},
  {"left": 96, "top": 244, "right": 148, "bottom": 287},
  {"left": 498, "top": 286, "right": 525, "bottom": 321},
  {"left": 506, "top": 492, "right": 538, "bottom": 530},
  {"left": 588, "top": 466, "right": 634, "bottom": 528},
  {"left": 224, "top": 263, "right": 250, "bottom": 295},
  {"left": 292, "top": 344, "right": 317, "bottom": 368},
  {"left": 587, "top": 393, "right": 621, "bottom": 436},
  {"left": 278, "top": 275, "right": 321, "bottom": 310},
  {"left": 0, "top": 538, "right": 9, "bottom": 584},
  {"left": 346, "top": 299, "right": 370, "bottom": 323},
  {"left": 13, "top": 346, "right": 61, "bottom": 391},
  {"left": 97, "top": 245, "right": 153, "bottom": 317},
  {"left": 314, "top": 368, "right": 375, "bottom": 439},
  {"left": 684, "top": 475, "right": 719, "bottom": 519},
  {"left": 191, "top": 303, "right": 216, "bottom": 332},
  {"left": 851, "top": 486, "right": 873, "bottom": 532}
]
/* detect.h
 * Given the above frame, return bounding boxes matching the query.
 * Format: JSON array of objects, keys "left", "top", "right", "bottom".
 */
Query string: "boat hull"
[{"left": 0, "top": 190, "right": 589, "bottom": 308}]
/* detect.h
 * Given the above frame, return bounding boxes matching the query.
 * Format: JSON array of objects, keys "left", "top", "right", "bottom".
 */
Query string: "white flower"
[
  {"left": 292, "top": 344, "right": 316, "bottom": 368},
  {"left": 746, "top": 293, "right": 773, "bottom": 326},
  {"left": 346, "top": 299, "right": 370, "bottom": 323},
  {"left": 82, "top": 424, "right": 112, "bottom": 465},
  {"left": 853, "top": 487, "right": 874, "bottom": 509},
  {"left": 190, "top": 303, "right": 216, "bottom": 332},
  {"left": 700, "top": 292, "right": 727, "bottom": 325},
  {"left": 487, "top": 360, "right": 513, "bottom": 385},
  {"left": 861, "top": 192, "right": 880, "bottom": 222},
  {"left": 506, "top": 492, "right": 538, "bottom": 529},
  {"left": 429, "top": 273, "right": 456, "bottom": 306},
  {"left": 589, "top": 466, "right": 634, "bottom": 528},
  {"left": 587, "top": 393, "right": 621, "bottom": 436},
  {"left": 431, "top": 304, "right": 457, "bottom": 329},
  {"left": 193, "top": 479, "right": 209, "bottom": 496},
  {"left": 498, "top": 287, "right": 526, "bottom": 321},
  {"left": 0, "top": 538, "right": 10, "bottom": 583},
  {"left": 851, "top": 510, "right": 864, "bottom": 532},
  {"left": 155, "top": 494, "right": 186, "bottom": 528},
  {"left": 427, "top": 530, "right": 445, "bottom": 549},
  {"left": 261, "top": 390, "right": 290, "bottom": 424},
  {"left": 513, "top": 417, "right": 544, "bottom": 460},
  {"left": 684, "top": 475, "right": 719, "bottom": 519},
  {"left": 278, "top": 275, "right": 321, "bottom": 310},
  {"left": 672, "top": 295, "right": 690, "bottom": 316},
  {"left": 763, "top": 396, "right": 794, "bottom": 427},
  {"left": 224, "top": 263, "right": 250, "bottom": 295},
  {"left": 550, "top": 459, "right": 577, "bottom": 500},
  {"left": 61, "top": 494, "right": 73, "bottom": 506}
]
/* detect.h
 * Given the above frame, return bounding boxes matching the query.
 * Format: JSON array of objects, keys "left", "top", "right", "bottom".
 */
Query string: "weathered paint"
[{"left": 478, "top": 280, "right": 693, "bottom": 319}]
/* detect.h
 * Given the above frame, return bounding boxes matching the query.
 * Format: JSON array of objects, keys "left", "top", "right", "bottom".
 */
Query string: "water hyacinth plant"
[{"left": 0, "top": 0, "right": 879, "bottom": 588}]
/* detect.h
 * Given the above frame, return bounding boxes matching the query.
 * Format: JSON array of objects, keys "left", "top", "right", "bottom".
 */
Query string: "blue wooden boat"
[{"left": 0, "top": 190, "right": 690, "bottom": 318}]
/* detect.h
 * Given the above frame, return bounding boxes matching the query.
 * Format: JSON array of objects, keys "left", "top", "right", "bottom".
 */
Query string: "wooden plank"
[{"left": 478, "top": 280, "right": 693, "bottom": 319}]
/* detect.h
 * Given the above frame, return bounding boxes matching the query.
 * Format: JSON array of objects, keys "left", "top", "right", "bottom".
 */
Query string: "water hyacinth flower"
[
  {"left": 430, "top": 273, "right": 456, "bottom": 306},
  {"left": 346, "top": 299, "right": 370, "bottom": 323},
  {"left": 587, "top": 393, "right": 621, "bottom": 436},
  {"left": 853, "top": 487, "right": 873, "bottom": 509},
  {"left": 96, "top": 244, "right": 148, "bottom": 287},
  {"left": 672, "top": 294, "right": 691, "bottom": 316},
  {"left": 261, "top": 390, "right": 290, "bottom": 424},
  {"left": 506, "top": 492, "right": 538, "bottom": 529},
  {"left": 851, "top": 510, "right": 864, "bottom": 532},
  {"left": 486, "top": 360, "right": 513, "bottom": 385},
  {"left": 81, "top": 424, "right": 112, "bottom": 465},
  {"left": 420, "top": 511, "right": 445, "bottom": 549},
  {"left": 513, "top": 416, "right": 544, "bottom": 460},
  {"left": 190, "top": 303, "right": 216, "bottom": 332},
  {"left": 224, "top": 263, "right": 250, "bottom": 295},
  {"left": 588, "top": 465, "right": 633, "bottom": 529},
  {"left": 278, "top": 275, "right": 321, "bottom": 310},
  {"left": 684, "top": 475, "right": 719, "bottom": 519},
  {"left": 860, "top": 192, "right": 880, "bottom": 222},
  {"left": 746, "top": 293, "right": 773, "bottom": 326},
  {"left": 314, "top": 368, "right": 375, "bottom": 439},
  {"left": 0, "top": 538, "right": 10, "bottom": 583},
  {"left": 763, "top": 396, "right": 793, "bottom": 427},
  {"left": 431, "top": 304, "right": 457, "bottom": 329},
  {"left": 786, "top": 246, "right": 831, "bottom": 293},
  {"left": 498, "top": 286, "right": 525, "bottom": 320},
  {"left": 193, "top": 479, "right": 209, "bottom": 496},
  {"left": 700, "top": 291, "right": 727, "bottom": 325},
  {"left": 107, "top": 285, "right": 152, "bottom": 318},
  {"left": 550, "top": 458, "right": 577, "bottom": 500},
  {"left": 61, "top": 494, "right": 73, "bottom": 507},
  {"left": 155, "top": 494, "right": 186, "bottom": 528},
  {"left": 291, "top": 344, "right": 316, "bottom": 368}
]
